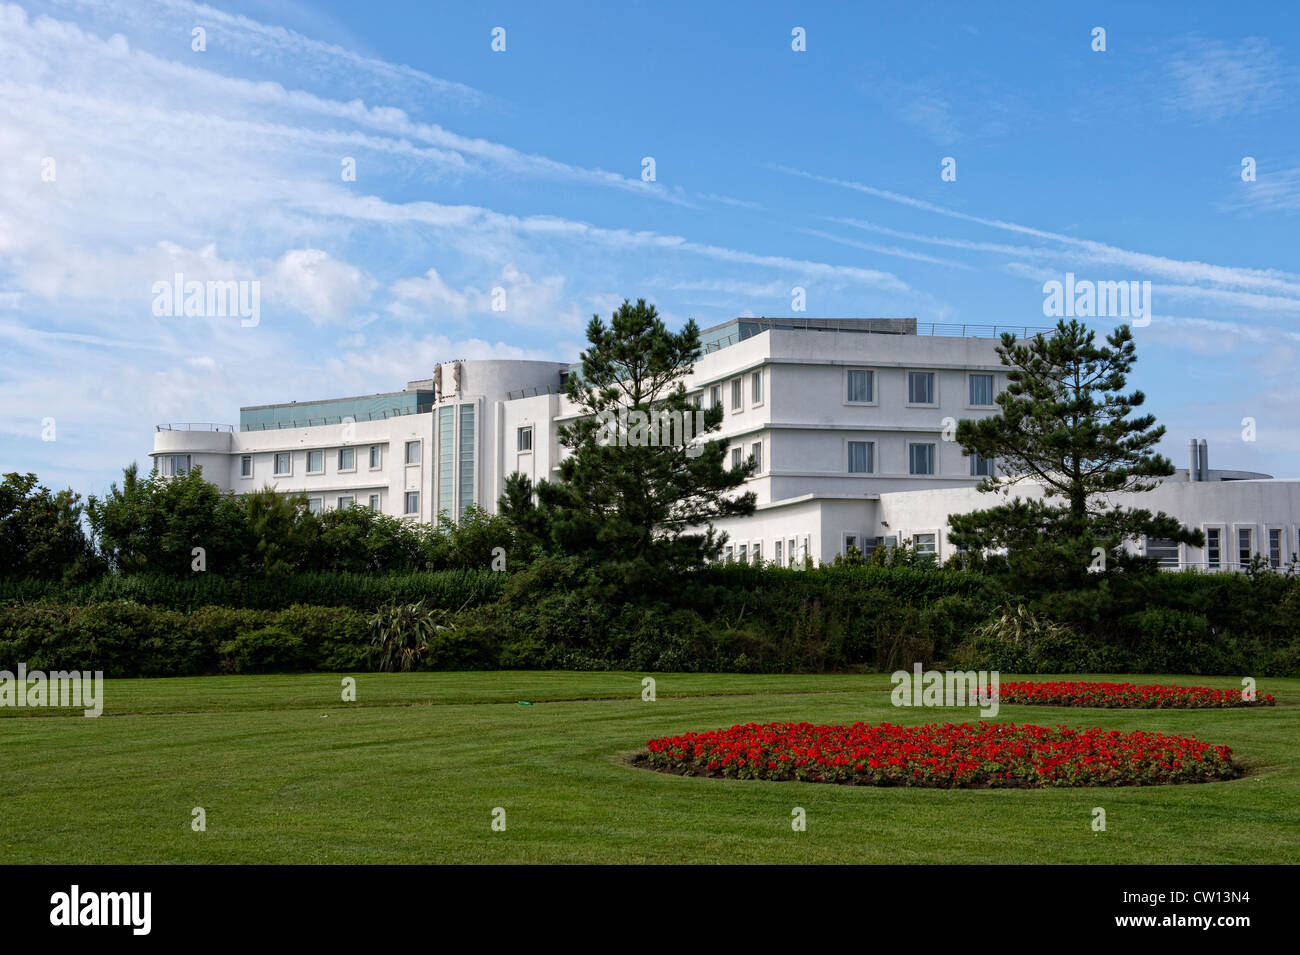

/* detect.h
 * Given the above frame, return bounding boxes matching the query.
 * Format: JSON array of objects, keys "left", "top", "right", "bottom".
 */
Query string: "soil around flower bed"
[{"left": 637, "top": 721, "right": 1245, "bottom": 789}]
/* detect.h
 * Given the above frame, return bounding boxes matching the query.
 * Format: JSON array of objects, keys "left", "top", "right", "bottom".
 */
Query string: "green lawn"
[{"left": 2, "top": 672, "right": 1296, "bottom": 864}]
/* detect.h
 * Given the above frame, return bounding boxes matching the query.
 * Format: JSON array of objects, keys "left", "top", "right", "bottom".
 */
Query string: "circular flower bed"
[
  {"left": 993, "top": 681, "right": 1275, "bottom": 709},
  {"left": 644, "top": 721, "right": 1239, "bottom": 787}
]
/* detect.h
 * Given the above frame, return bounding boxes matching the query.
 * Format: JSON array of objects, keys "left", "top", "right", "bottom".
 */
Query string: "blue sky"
[{"left": 3, "top": 0, "right": 1300, "bottom": 499}]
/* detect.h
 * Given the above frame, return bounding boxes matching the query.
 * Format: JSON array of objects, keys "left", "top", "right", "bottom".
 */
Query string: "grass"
[{"left": 1, "top": 671, "right": 1297, "bottom": 864}]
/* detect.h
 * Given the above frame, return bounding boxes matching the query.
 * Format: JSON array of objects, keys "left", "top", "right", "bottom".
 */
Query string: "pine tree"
[
  {"left": 948, "top": 319, "right": 1203, "bottom": 587},
  {"left": 506, "top": 299, "right": 755, "bottom": 593}
]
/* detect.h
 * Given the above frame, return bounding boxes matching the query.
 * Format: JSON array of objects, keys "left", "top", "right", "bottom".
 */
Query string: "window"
[
  {"left": 338, "top": 447, "right": 355, "bottom": 471},
  {"left": 723, "top": 545, "right": 733, "bottom": 563},
  {"left": 1146, "top": 538, "right": 1180, "bottom": 568},
  {"left": 693, "top": 393, "right": 702, "bottom": 408},
  {"left": 752, "top": 542, "right": 761, "bottom": 564},
  {"left": 909, "top": 443, "right": 936, "bottom": 475},
  {"left": 307, "top": 450, "right": 324, "bottom": 474},
  {"left": 751, "top": 371, "right": 763, "bottom": 403},
  {"left": 405, "top": 440, "right": 421, "bottom": 465},
  {"left": 1206, "top": 528, "right": 1221, "bottom": 569},
  {"left": 1238, "top": 528, "right": 1253, "bottom": 566},
  {"left": 517, "top": 426, "right": 533, "bottom": 452},
  {"left": 159, "top": 454, "right": 191, "bottom": 477},
  {"left": 731, "top": 447, "right": 742, "bottom": 469},
  {"left": 307, "top": 497, "right": 322, "bottom": 515},
  {"left": 802, "top": 535, "right": 811, "bottom": 566},
  {"left": 969, "top": 453, "right": 994, "bottom": 477},
  {"left": 404, "top": 491, "right": 420, "bottom": 515},
  {"left": 907, "top": 371, "right": 935, "bottom": 404},
  {"left": 437, "top": 407, "right": 454, "bottom": 517},
  {"left": 459, "top": 405, "right": 476, "bottom": 520},
  {"left": 368, "top": 494, "right": 380, "bottom": 512},
  {"left": 751, "top": 441, "right": 762, "bottom": 474},
  {"left": 731, "top": 378, "right": 742, "bottom": 410},
  {"left": 711, "top": 384, "right": 722, "bottom": 408},
  {"left": 846, "top": 369, "right": 873, "bottom": 403},
  {"left": 1269, "top": 528, "right": 1282, "bottom": 568},
  {"left": 844, "top": 534, "right": 858, "bottom": 555},
  {"left": 775, "top": 540, "right": 783, "bottom": 566},
  {"left": 273, "top": 452, "right": 291, "bottom": 476},
  {"left": 738, "top": 543, "right": 747, "bottom": 563},
  {"left": 913, "top": 533, "right": 937, "bottom": 557},
  {"left": 969, "top": 374, "right": 994, "bottom": 406},
  {"left": 788, "top": 538, "right": 797, "bottom": 567},
  {"left": 240, "top": 455, "right": 252, "bottom": 478},
  {"left": 847, "top": 440, "right": 874, "bottom": 474},
  {"left": 369, "top": 445, "right": 382, "bottom": 469},
  {"left": 337, "top": 495, "right": 355, "bottom": 509}
]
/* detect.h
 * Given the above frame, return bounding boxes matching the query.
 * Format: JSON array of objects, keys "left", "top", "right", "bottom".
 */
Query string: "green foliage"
[
  {"left": 949, "top": 320, "right": 1202, "bottom": 593},
  {"left": 368, "top": 600, "right": 452, "bottom": 672},
  {"left": 0, "top": 472, "right": 101, "bottom": 581},
  {"left": 518, "top": 299, "right": 756, "bottom": 596}
]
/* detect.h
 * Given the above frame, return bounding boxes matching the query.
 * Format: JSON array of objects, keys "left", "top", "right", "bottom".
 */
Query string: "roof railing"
[
  {"left": 701, "top": 322, "right": 1057, "bottom": 353},
  {"left": 155, "top": 423, "right": 235, "bottom": 432}
]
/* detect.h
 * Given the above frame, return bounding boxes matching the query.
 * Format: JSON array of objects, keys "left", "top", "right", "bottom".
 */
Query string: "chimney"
[
  {"left": 1188, "top": 439, "right": 1200, "bottom": 482},
  {"left": 1198, "top": 439, "right": 1209, "bottom": 482}
]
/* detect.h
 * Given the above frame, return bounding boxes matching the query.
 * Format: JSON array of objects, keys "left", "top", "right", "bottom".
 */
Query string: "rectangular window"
[
  {"left": 337, "top": 495, "right": 355, "bottom": 510},
  {"left": 404, "top": 491, "right": 419, "bottom": 515},
  {"left": 517, "top": 426, "right": 533, "bottom": 452},
  {"left": 913, "top": 533, "right": 937, "bottom": 556},
  {"left": 775, "top": 540, "right": 783, "bottom": 566},
  {"left": 307, "top": 449, "right": 324, "bottom": 474},
  {"left": 738, "top": 543, "right": 747, "bottom": 562},
  {"left": 1206, "top": 528, "right": 1221, "bottom": 569},
  {"left": 693, "top": 393, "right": 702, "bottom": 408},
  {"left": 273, "top": 452, "right": 291, "bottom": 476},
  {"left": 731, "top": 378, "right": 742, "bottom": 410},
  {"left": 711, "top": 384, "right": 722, "bottom": 408},
  {"left": 846, "top": 369, "right": 873, "bottom": 403},
  {"left": 405, "top": 440, "right": 421, "bottom": 465},
  {"left": 788, "top": 538, "right": 797, "bottom": 567},
  {"left": 751, "top": 441, "right": 762, "bottom": 474},
  {"left": 752, "top": 543, "right": 761, "bottom": 564},
  {"left": 969, "top": 374, "right": 994, "bottom": 406},
  {"left": 909, "top": 443, "right": 936, "bottom": 475},
  {"left": 368, "top": 494, "right": 380, "bottom": 512},
  {"left": 969, "top": 453, "right": 994, "bottom": 477},
  {"left": 1146, "top": 538, "right": 1180, "bottom": 568},
  {"left": 459, "top": 405, "right": 476, "bottom": 520},
  {"left": 307, "top": 497, "right": 322, "bottom": 515},
  {"left": 1238, "top": 528, "right": 1253, "bottom": 566},
  {"left": 847, "top": 440, "right": 874, "bottom": 474},
  {"left": 437, "top": 407, "right": 454, "bottom": 517},
  {"left": 1269, "top": 528, "right": 1282, "bottom": 568},
  {"left": 751, "top": 371, "right": 763, "bottom": 403},
  {"left": 844, "top": 534, "right": 858, "bottom": 554},
  {"left": 240, "top": 455, "right": 252, "bottom": 478},
  {"left": 338, "top": 447, "right": 355, "bottom": 471},
  {"left": 908, "top": 371, "right": 935, "bottom": 404},
  {"left": 160, "top": 454, "right": 191, "bottom": 477},
  {"left": 723, "top": 545, "right": 733, "bottom": 563},
  {"left": 731, "top": 447, "right": 742, "bottom": 469},
  {"left": 369, "top": 445, "right": 382, "bottom": 469}
]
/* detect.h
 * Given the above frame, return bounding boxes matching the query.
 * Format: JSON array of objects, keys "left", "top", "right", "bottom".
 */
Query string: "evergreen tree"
[{"left": 948, "top": 319, "right": 1202, "bottom": 588}]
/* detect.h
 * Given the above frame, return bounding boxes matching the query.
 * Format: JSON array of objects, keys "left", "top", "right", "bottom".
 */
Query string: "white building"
[{"left": 151, "top": 317, "right": 1298, "bottom": 570}]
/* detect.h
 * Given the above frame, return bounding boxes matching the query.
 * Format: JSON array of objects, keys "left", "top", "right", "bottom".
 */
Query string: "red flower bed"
[
  {"left": 993, "top": 681, "right": 1275, "bottom": 709},
  {"left": 644, "top": 721, "right": 1239, "bottom": 787}
]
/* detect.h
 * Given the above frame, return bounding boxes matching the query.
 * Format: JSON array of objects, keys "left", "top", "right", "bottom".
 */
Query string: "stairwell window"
[
  {"left": 404, "top": 491, "right": 420, "bottom": 515},
  {"left": 517, "top": 426, "right": 533, "bottom": 452},
  {"left": 405, "top": 440, "right": 421, "bottom": 465}
]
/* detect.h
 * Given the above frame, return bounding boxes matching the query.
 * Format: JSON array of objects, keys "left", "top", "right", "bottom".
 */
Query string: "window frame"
[
  {"left": 846, "top": 439, "right": 874, "bottom": 475},
  {"left": 907, "top": 441, "right": 937, "bottom": 476},
  {"left": 405, "top": 440, "right": 421, "bottom": 466},
  {"left": 337, "top": 447, "right": 356, "bottom": 473},
  {"left": 239, "top": 455, "right": 253, "bottom": 479},
  {"left": 404, "top": 490, "right": 420, "bottom": 515},
  {"left": 906, "top": 370, "right": 937, "bottom": 407},
  {"left": 517, "top": 425, "right": 534, "bottom": 453},
  {"left": 844, "top": 368, "right": 876, "bottom": 405},
  {"left": 306, "top": 449, "right": 325, "bottom": 475},
  {"left": 730, "top": 378, "right": 742, "bottom": 411},
  {"left": 369, "top": 445, "right": 382, "bottom": 470},
  {"left": 967, "top": 373, "right": 995, "bottom": 408},
  {"left": 273, "top": 452, "right": 292, "bottom": 477},
  {"left": 751, "top": 370, "right": 764, "bottom": 406}
]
